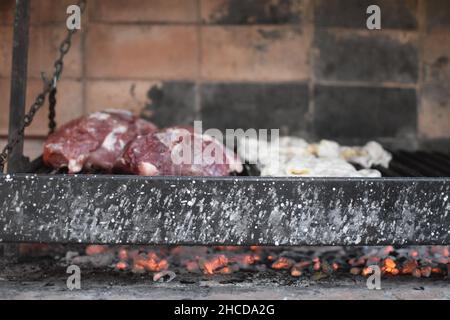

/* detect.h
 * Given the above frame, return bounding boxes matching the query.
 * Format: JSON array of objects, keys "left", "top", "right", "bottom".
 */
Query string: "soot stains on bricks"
[
  {"left": 314, "top": 85, "right": 417, "bottom": 142},
  {"left": 314, "top": 30, "right": 419, "bottom": 84},
  {"left": 314, "top": 0, "right": 418, "bottom": 30},
  {"left": 431, "top": 57, "right": 449, "bottom": 75},
  {"left": 203, "top": 0, "right": 303, "bottom": 25},
  {"left": 142, "top": 81, "right": 197, "bottom": 128},
  {"left": 200, "top": 82, "right": 309, "bottom": 136},
  {"left": 426, "top": 0, "right": 450, "bottom": 31}
]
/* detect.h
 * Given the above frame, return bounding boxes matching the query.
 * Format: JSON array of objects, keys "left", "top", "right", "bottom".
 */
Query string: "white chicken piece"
[
  {"left": 237, "top": 136, "right": 390, "bottom": 177},
  {"left": 341, "top": 141, "right": 392, "bottom": 168},
  {"left": 310, "top": 140, "right": 341, "bottom": 158},
  {"left": 284, "top": 157, "right": 381, "bottom": 177}
]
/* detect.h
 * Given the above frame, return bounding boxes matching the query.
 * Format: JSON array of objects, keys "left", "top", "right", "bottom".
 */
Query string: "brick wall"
[{"left": 0, "top": 0, "right": 449, "bottom": 160}]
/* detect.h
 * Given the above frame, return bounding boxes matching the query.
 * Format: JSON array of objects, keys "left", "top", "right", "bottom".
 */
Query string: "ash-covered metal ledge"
[{"left": 0, "top": 174, "right": 449, "bottom": 245}]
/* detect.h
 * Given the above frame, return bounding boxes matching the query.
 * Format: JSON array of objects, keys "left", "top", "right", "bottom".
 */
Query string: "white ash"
[{"left": 237, "top": 137, "right": 392, "bottom": 177}]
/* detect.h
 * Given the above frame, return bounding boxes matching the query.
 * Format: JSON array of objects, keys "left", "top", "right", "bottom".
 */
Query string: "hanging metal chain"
[
  {"left": 48, "top": 87, "right": 57, "bottom": 134},
  {"left": 0, "top": 0, "right": 86, "bottom": 172}
]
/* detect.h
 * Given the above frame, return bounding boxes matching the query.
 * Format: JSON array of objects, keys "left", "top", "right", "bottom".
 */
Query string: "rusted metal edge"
[
  {"left": 3, "top": 0, "right": 31, "bottom": 261},
  {"left": 7, "top": 0, "right": 30, "bottom": 173},
  {"left": 0, "top": 174, "right": 449, "bottom": 245}
]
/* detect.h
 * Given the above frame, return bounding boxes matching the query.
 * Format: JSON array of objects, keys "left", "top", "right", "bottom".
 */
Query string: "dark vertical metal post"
[
  {"left": 7, "top": 0, "right": 30, "bottom": 173},
  {"left": 3, "top": 0, "right": 31, "bottom": 262}
]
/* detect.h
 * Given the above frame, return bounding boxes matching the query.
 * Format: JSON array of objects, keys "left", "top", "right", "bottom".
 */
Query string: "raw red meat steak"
[
  {"left": 115, "top": 127, "right": 243, "bottom": 176},
  {"left": 43, "top": 109, "right": 157, "bottom": 173}
]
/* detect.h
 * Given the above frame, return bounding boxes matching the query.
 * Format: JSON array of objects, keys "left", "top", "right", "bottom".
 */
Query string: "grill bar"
[
  {"left": 434, "top": 152, "right": 450, "bottom": 165},
  {"left": 419, "top": 152, "right": 450, "bottom": 166},
  {"left": 385, "top": 160, "right": 425, "bottom": 177},
  {"left": 405, "top": 152, "right": 450, "bottom": 176},
  {"left": 382, "top": 150, "right": 450, "bottom": 178},
  {"left": 392, "top": 152, "right": 443, "bottom": 177}
]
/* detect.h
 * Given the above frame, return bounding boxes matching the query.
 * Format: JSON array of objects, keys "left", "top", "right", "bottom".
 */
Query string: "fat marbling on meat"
[{"left": 43, "top": 109, "right": 157, "bottom": 173}]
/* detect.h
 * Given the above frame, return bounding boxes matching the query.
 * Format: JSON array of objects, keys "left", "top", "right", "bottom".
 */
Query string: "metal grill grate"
[
  {"left": 373, "top": 151, "right": 450, "bottom": 177},
  {"left": 25, "top": 151, "right": 450, "bottom": 178}
]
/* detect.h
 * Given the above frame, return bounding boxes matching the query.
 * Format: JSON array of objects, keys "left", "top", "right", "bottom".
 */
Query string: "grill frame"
[
  {"left": 0, "top": 174, "right": 448, "bottom": 245},
  {"left": 1, "top": 0, "right": 449, "bottom": 248}
]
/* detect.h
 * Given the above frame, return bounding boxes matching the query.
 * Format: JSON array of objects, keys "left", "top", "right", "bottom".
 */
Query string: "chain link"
[
  {"left": 48, "top": 88, "right": 57, "bottom": 134},
  {"left": 0, "top": 0, "right": 86, "bottom": 172}
]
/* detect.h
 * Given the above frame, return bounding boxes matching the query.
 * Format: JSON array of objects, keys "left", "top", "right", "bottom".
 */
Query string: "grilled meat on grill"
[
  {"left": 115, "top": 127, "right": 243, "bottom": 176},
  {"left": 43, "top": 109, "right": 157, "bottom": 173}
]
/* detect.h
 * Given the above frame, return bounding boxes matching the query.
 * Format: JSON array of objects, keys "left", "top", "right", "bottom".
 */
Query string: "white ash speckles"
[{"left": 0, "top": 175, "right": 449, "bottom": 245}]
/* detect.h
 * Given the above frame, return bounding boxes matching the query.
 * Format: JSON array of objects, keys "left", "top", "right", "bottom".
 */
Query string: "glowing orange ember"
[
  {"left": 385, "top": 258, "right": 395, "bottom": 269},
  {"left": 201, "top": 255, "right": 228, "bottom": 275},
  {"left": 361, "top": 267, "right": 372, "bottom": 276},
  {"left": 231, "top": 254, "right": 257, "bottom": 266},
  {"left": 431, "top": 267, "right": 442, "bottom": 274},
  {"left": 401, "top": 260, "right": 418, "bottom": 274},
  {"left": 115, "top": 261, "right": 128, "bottom": 270},
  {"left": 132, "top": 263, "right": 145, "bottom": 273},
  {"left": 271, "top": 257, "right": 294, "bottom": 270},
  {"left": 290, "top": 267, "right": 302, "bottom": 277},
  {"left": 76, "top": 244, "right": 448, "bottom": 279},
  {"left": 217, "top": 266, "right": 233, "bottom": 274},
  {"left": 133, "top": 252, "right": 168, "bottom": 272},
  {"left": 382, "top": 258, "right": 397, "bottom": 274},
  {"left": 85, "top": 245, "right": 108, "bottom": 256}
]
